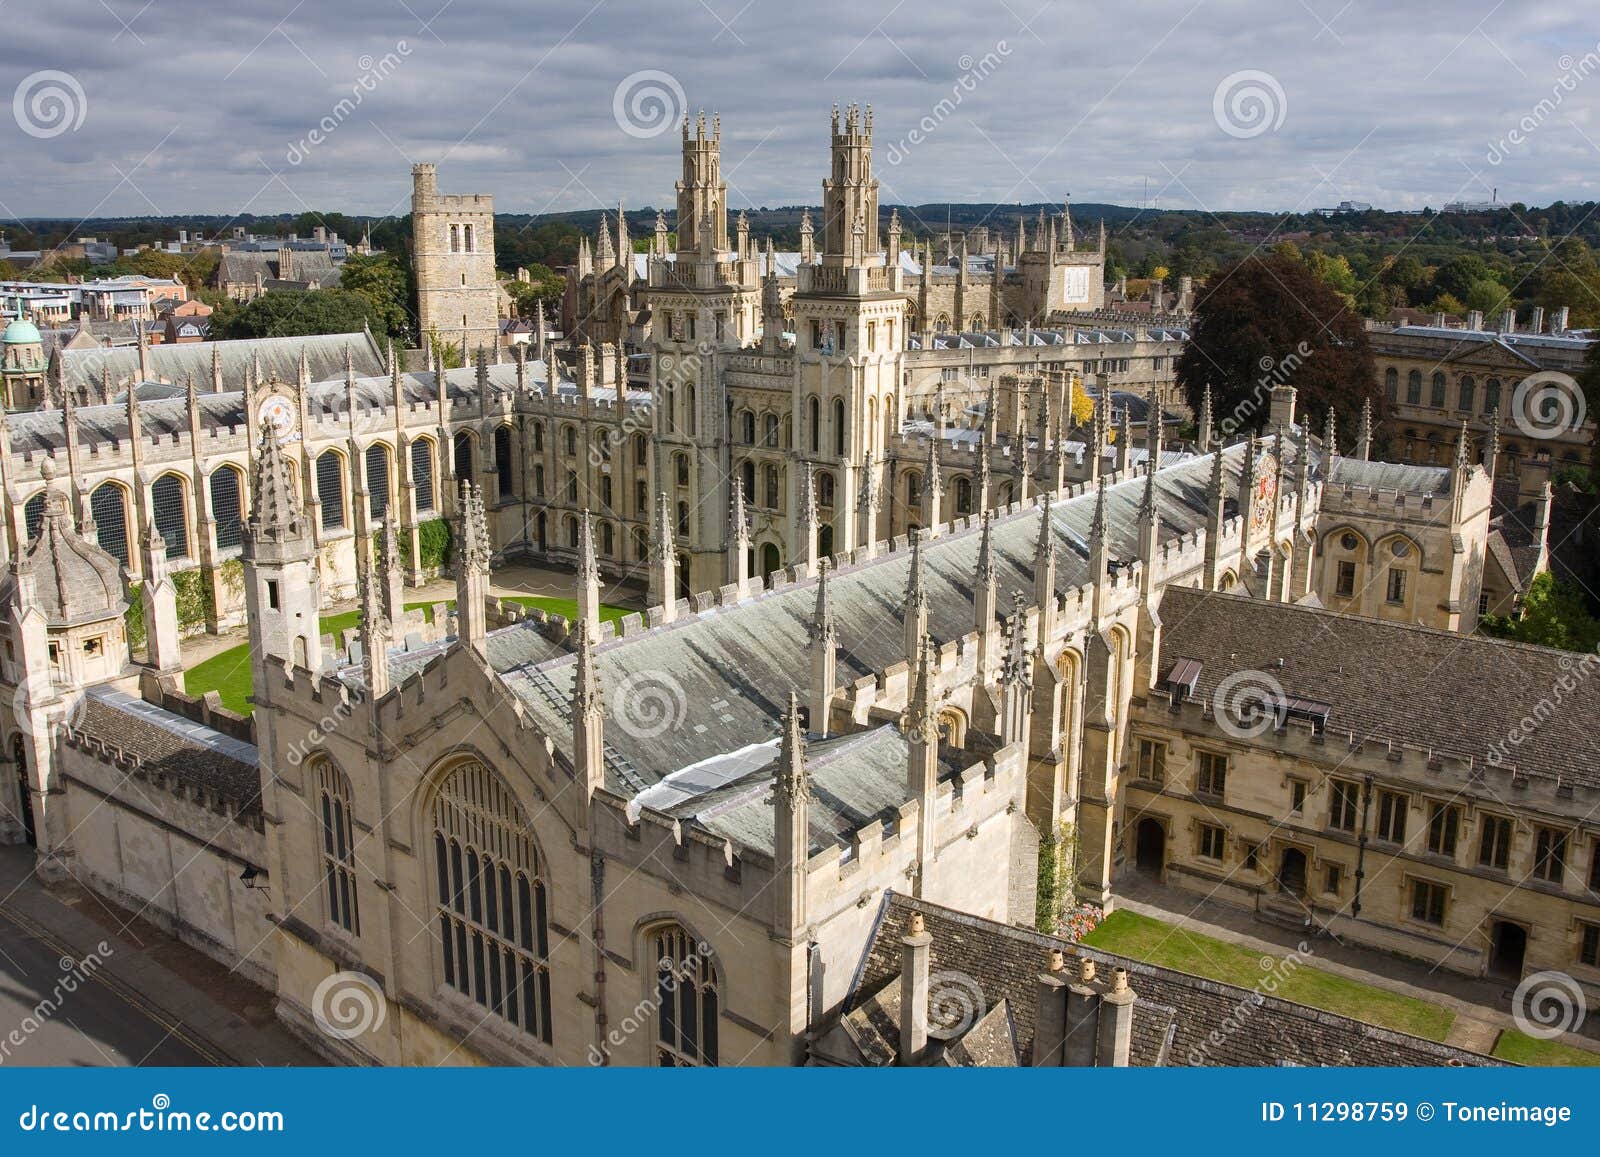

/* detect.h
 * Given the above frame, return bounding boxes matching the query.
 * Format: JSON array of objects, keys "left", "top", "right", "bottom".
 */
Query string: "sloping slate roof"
[
  {"left": 853, "top": 894, "right": 1498, "bottom": 1067},
  {"left": 71, "top": 689, "right": 262, "bottom": 815},
  {"left": 654, "top": 725, "right": 967, "bottom": 857},
  {"left": 1157, "top": 587, "right": 1600, "bottom": 788},
  {"left": 58, "top": 330, "right": 385, "bottom": 394},
  {"left": 1327, "top": 456, "right": 1452, "bottom": 495},
  {"left": 506, "top": 442, "right": 1265, "bottom": 794},
  {"left": 10, "top": 361, "right": 578, "bottom": 455},
  {"left": 1489, "top": 475, "right": 1545, "bottom": 588}
]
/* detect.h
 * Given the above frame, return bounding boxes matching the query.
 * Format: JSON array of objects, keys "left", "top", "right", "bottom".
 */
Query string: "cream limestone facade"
[{"left": 5, "top": 104, "right": 1594, "bottom": 1069}]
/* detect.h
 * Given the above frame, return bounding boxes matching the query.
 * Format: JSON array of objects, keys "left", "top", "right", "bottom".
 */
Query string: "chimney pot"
[{"left": 1079, "top": 957, "right": 1096, "bottom": 983}]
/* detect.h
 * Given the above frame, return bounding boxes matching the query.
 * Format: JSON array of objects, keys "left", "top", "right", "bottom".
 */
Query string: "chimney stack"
[
  {"left": 1096, "top": 967, "right": 1137, "bottom": 1068},
  {"left": 1032, "top": 950, "right": 1070, "bottom": 1066},
  {"left": 1529, "top": 306, "right": 1545, "bottom": 334},
  {"left": 898, "top": 911, "right": 932, "bottom": 1065}
]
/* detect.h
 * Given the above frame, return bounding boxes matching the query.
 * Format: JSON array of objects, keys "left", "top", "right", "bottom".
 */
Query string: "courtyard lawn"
[
  {"left": 1492, "top": 1029, "right": 1600, "bottom": 1067},
  {"left": 184, "top": 596, "right": 630, "bottom": 714},
  {"left": 1080, "top": 909, "right": 1455, "bottom": 1042}
]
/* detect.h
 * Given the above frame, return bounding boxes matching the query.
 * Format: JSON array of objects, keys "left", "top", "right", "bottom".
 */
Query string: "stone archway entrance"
[
  {"left": 1278, "top": 847, "right": 1307, "bottom": 896},
  {"left": 1135, "top": 818, "right": 1165, "bottom": 875},
  {"left": 1490, "top": 921, "right": 1528, "bottom": 980}
]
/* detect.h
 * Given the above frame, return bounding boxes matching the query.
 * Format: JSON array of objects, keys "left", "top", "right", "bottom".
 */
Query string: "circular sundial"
[{"left": 258, "top": 392, "right": 298, "bottom": 441}]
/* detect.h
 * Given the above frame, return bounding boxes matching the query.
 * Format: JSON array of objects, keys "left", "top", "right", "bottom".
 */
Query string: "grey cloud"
[{"left": 0, "top": 0, "right": 1595, "bottom": 220}]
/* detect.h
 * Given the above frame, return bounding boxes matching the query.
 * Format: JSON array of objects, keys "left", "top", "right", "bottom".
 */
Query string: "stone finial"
[
  {"left": 810, "top": 558, "right": 835, "bottom": 645},
  {"left": 456, "top": 479, "right": 491, "bottom": 574},
  {"left": 247, "top": 419, "right": 310, "bottom": 546},
  {"left": 774, "top": 690, "right": 810, "bottom": 807},
  {"left": 908, "top": 912, "right": 925, "bottom": 937}
]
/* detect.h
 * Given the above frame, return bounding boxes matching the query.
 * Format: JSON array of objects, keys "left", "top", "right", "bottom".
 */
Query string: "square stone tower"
[{"left": 411, "top": 163, "right": 499, "bottom": 355}]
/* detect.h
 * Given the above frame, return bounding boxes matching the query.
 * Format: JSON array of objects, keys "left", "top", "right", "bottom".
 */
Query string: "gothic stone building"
[{"left": 0, "top": 107, "right": 1593, "bottom": 1066}]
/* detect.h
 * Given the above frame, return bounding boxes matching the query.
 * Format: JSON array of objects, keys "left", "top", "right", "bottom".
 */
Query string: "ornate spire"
[
  {"left": 1485, "top": 407, "right": 1500, "bottom": 477},
  {"left": 1033, "top": 498, "right": 1054, "bottom": 569},
  {"left": 999, "top": 591, "right": 1032, "bottom": 691},
  {"left": 810, "top": 558, "right": 835, "bottom": 647},
  {"left": 1455, "top": 418, "right": 1471, "bottom": 471},
  {"left": 1323, "top": 405, "right": 1338, "bottom": 462},
  {"left": 976, "top": 511, "right": 996, "bottom": 586},
  {"left": 774, "top": 690, "right": 810, "bottom": 809},
  {"left": 246, "top": 420, "right": 310, "bottom": 547},
  {"left": 1356, "top": 396, "right": 1373, "bottom": 460},
  {"left": 457, "top": 479, "right": 491, "bottom": 575},
  {"left": 903, "top": 529, "right": 929, "bottom": 665},
  {"left": 1198, "top": 382, "right": 1214, "bottom": 449}
]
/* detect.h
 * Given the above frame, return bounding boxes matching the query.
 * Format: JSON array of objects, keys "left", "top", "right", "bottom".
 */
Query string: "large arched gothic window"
[
  {"left": 431, "top": 761, "right": 552, "bottom": 1045},
  {"left": 23, "top": 492, "right": 45, "bottom": 542},
  {"left": 652, "top": 925, "right": 719, "bottom": 1067},
  {"left": 315, "top": 761, "right": 359, "bottom": 935},
  {"left": 317, "top": 451, "right": 346, "bottom": 529},
  {"left": 151, "top": 473, "right": 190, "bottom": 560},
  {"left": 411, "top": 439, "right": 436, "bottom": 513},
  {"left": 210, "top": 465, "right": 244, "bottom": 551},
  {"left": 454, "top": 432, "right": 475, "bottom": 481},
  {"left": 364, "top": 444, "right": 390, "bottom": 521},
  {"left": 90, "top": 483, "right": 130, "bottom": 567},
  {"left": 495, "top": 426, "right": 514, "bottom": 498}
]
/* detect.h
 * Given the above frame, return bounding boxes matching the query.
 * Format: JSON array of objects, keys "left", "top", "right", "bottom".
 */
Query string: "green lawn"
[
  {"left": 184, "top": 596, "right": 629, "bottom": 714},
  {"left": 1492, "top": 1029, "right": 1600, "bottom": 1067},
  {"left": 1080, "top": 909, "right": 1455, "bottom": 1042}
]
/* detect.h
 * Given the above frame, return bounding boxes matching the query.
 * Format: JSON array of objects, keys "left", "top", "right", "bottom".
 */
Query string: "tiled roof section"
[
  {"left": 509, "top": 441, "right": 1273, "bottom": 793},
  {"left": 9, "top": 360, "right": 579, "bottom": 457},
  {"left": 1156, "top": 587, "right": 1600, "bottom": 787},
  {"left": 1327, "top": 456, "right": 1452, "bottom": 495},
  {"left": 57, "top": 330, "right": 385, "bottom": 394},
  {"left": 70, "top": 693, "right": 263, "bottom": 815},
  {"left": 653, "top": 725, "right": 970, "bottom": 857},
  {"left": 1489, "top": 475, "right": 1545, "bottom": 589},
  {"left": 855, "top": 894, "right": 1499, "bottom": 1067}
]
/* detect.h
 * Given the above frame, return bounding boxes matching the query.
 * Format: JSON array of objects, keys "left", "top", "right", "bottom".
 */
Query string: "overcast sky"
[{"left": 2, "top": 0, "right": 1597, "bottom": 224}]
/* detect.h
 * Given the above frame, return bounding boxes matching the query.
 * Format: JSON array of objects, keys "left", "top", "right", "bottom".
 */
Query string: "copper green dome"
[{"left": 2, "top": 318, "right": 42, "bottom": 345}]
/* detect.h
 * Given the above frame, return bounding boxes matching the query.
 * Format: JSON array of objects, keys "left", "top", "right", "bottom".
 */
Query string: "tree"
[
  {"left": 502, "top": 263, "right": 564, "bottom": 316},
  {"left": 1176, "top": 254, "right": 1381, "bottom": 446},
  {"left": 213, "top": 289, "right": 380, "bottom": 340},
  {"left": 340, "top": 253, "right": 412, "bottom": 339},
  {"left": 1430, "top": 255, "right": 1494, "bottom": 304},
  {"left": 1480, "top": 572, "right": 1600, "bottom": 653}
]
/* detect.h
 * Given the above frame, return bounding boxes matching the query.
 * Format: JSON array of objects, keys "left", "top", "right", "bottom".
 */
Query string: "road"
[{"left": 0, "top": 901, "right": 217, "bottom": 1067}]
